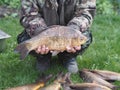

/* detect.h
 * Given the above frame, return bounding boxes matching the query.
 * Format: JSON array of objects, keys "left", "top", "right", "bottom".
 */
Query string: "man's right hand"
[{"left": 35, "top": 45, "right": 49, "bottom": 54}]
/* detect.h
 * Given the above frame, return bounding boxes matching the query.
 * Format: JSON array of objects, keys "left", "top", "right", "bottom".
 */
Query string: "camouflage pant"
[{"left": 17, "top": 30, "right": 92, "bottom": 58}]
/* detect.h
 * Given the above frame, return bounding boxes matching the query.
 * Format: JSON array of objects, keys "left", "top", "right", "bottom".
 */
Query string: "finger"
[
  {"left": 66, "top": 46, "right": 72, "bottom": 52},
  {"left": 66, "top": 46, "right": 76, "bottom": 53},
  {"left": 74, "top": 46, "right": 81, "bottom": 51},
  {"left": 71, "top": 47, "right": 76, "bottom": 53},
  {"left": 45, "top": 47, "right": 49, "bottom": 54},
  {"left": 36, "top": 46, "right": 42, "bottom": 54},
  {"left": 41, "top": 45, "right": 46, "bottom": 54}
]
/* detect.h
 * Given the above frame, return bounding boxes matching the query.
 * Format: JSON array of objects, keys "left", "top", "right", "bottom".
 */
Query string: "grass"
[{"left": 0, "top": 15, "right": 120, "bottom": 89}]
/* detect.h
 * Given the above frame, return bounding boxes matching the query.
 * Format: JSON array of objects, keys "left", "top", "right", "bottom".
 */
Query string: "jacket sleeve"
[
  {"left": 67, "top": 0, "right": 96, "bottom": 32},
  {"left": 20, "top": 0, "right": 47, "bottom": 37}
]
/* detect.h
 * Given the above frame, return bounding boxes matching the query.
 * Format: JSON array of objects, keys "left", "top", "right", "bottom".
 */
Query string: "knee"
[{"left": 17, "top": 30, "right": 30, "bottom": 44}]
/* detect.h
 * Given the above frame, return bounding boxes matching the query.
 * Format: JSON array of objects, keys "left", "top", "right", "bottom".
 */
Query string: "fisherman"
[{"left": 17, "top": 0, "right": 96, "bottom": 73}]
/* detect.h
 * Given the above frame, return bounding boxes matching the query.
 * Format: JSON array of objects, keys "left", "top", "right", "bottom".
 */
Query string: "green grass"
[{"left": 0, "top": 15, "right": 120, "bottom": 89}]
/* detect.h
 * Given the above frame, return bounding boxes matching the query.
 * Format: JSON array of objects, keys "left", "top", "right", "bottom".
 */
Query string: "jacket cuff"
[{"left": 67, "top": 16, "right": 90, "bottom": 32}]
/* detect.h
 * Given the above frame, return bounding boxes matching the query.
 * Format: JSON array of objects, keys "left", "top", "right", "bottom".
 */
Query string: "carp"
[
  {"left": 14, "top": 25, "right": 87, "bottom": 60},
  {"left": 61, "top": 73, "right": 73, "bottom": 90},
  {"left": 6, "top": 83, "right": 44, "bottom": 90},
  {"left": 40, "top": 72, "right": 70, "bottom": 90},
  {"left": 60, "top": 72, "right": 111, "bottom": 90},
  {"left": 6, "top": 72, "right": 71, "bottom": 90},
  {"left": 79, "top": 69, "right": 118, "bottom": 89},
  {"left": 89, "top": 69, "right": 120, "bottom": 82},
  {"left": 6, "top": 74, "right": 52, "bottom": 90},
  {"left": 69, "top": 83, "right": 111, "bottom": 90}
]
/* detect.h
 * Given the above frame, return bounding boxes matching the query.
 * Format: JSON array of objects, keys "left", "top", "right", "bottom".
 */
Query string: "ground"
[{"left": 0, "top": 15, "right": 120, "bottom": 89}]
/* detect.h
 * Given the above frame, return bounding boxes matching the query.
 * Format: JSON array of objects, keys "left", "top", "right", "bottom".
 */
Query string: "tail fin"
[{"left": 14, "top": 43, "right": 30, "bottom": 60}]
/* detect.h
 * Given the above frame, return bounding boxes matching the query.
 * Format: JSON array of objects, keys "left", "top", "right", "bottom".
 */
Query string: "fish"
[
  {"left": 40, "top": 72, "right": 70, "bottom": 90},
  {"left": 6, "top": 83, "right": 45, "bottom": 90},
  {"left": 61, "top": 73, "right": 73, "bottom": 90},
  {"left": 69, "top": 83, "right": 111, "bottom": 90},
  {"left": 6, "top": 74, "right": 53, "bottom": 90},
  {"left": 79, "top": 69, "right": 118, "bottom": 89},
  {"left": 89, "top": 69, "right": 120, "bottom": 82},
  {"left": 40, "top": 83, "right": 61, "bottom": 90},
  {"left": 6, "top": 72, "right": 70, "bottom": 90},
  {"left": 14, "top": 25, "right": 87, "bottom": 60},
  {"left": 60, "top": 72, "right": 111, "bottom": 90}
]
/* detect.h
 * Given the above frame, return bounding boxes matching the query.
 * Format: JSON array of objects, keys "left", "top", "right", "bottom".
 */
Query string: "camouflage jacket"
[{"left": 20, "top": 0, "right": 96, "bottom": 37}]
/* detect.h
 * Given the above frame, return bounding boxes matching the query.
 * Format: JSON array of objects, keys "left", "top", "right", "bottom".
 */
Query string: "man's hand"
[
  {"left": 66, "top": 24, "right": 83, "bottom": 53},
  {"left": 35, "top": 45, "right": 81, "bottom": 54},
  {"left": 35, "top": 45, "right": 49, "bottom": 54},
  {"left": 66, "top": 46, "right": 81, "bottom": 53}
]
